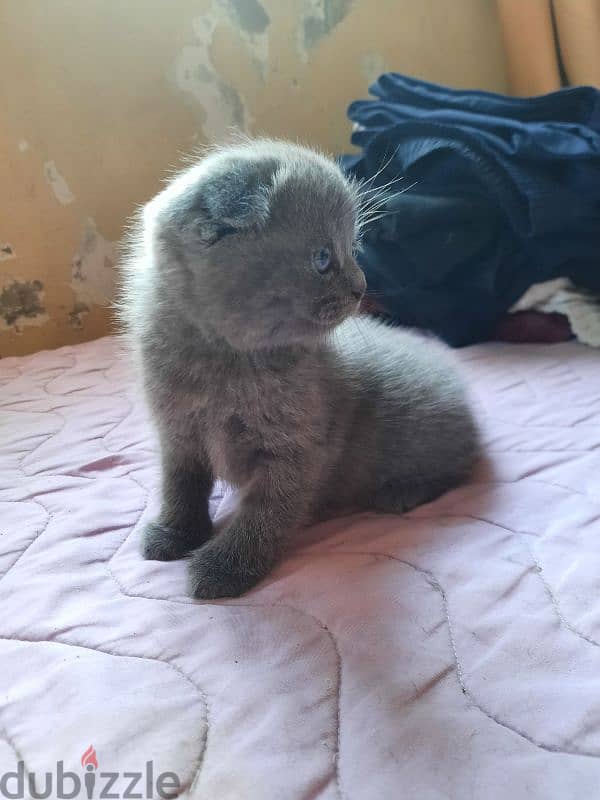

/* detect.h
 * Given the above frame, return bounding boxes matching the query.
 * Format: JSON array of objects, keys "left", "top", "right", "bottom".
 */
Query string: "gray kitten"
[{"left": 120, "top": 139, "right": 478, "bottom": 599}]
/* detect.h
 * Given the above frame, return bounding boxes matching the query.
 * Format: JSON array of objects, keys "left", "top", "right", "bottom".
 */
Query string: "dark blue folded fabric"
[{"left": 342, "top": 73, "right": 600, "bottom": 346}]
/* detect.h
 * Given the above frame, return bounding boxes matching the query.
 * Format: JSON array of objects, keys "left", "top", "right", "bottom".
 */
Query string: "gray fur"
[{"left": 119, "top": 138, "right": 478, "bottom": 599}]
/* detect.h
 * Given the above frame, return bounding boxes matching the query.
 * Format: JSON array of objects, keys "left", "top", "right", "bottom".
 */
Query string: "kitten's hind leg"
[
  {"left": 142, "top": 446, "right": 214, "bottom": 561},
  {"left": 373, "top": 478, "right": 449, "bottom": 515}
]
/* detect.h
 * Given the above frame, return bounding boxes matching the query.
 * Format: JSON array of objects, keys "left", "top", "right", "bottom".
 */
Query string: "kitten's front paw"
[
  {"left": 187, "top": 545, "right": 262, "bottom": 599},
  {"left": 142, "top": 520, "right": 212, "bottom": 562}
]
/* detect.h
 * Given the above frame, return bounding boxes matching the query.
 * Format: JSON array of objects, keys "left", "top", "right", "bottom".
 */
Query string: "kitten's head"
[{"left": 143, "top": 139, "right": 366, "bottom": 350}]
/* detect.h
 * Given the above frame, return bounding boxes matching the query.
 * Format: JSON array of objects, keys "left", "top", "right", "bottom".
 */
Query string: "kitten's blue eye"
[{"left": 312, "top": 247, "right": 332, "bottom": 274}]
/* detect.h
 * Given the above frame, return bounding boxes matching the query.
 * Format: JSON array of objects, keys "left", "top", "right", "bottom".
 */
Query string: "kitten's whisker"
[
  {"left": 362, "top": 193, "right": 394, "bottom": 210},
  {"left": 359, "top": 211, "right": 398, "bottom": 225},
  {"left": 361, "top": 179, "right": 420, "bottom": 206},
  {"left": 358, "top": 173, "right": 408, "bottom": 198},
  {"left": 358, "top": 189, "right": 410, "bottom": 223},
  {"left": 357, "top": 180, "right": 421, "bottom": 228},
  {"left": 360, "top": 178, "right": 404, "bottom": 205},
  {"left": 357, "top": 210, "right": 394, "bottom": 226},
  {"left": 361, "top": 180, "right": 404, "bottom": 200},
  {"left": 359, "top": 199, "right": 393, "bottom": 218},
  {"left": 360, "top": 180, "right": 420, "bottom": 213},
  {"left": 359, "top": 146, "right": 401, "bottom": 189},
  {"left": 357, "top": 197, "right": 394, "bottom": 222},
  {"left": 396, "top": 179, "right": 419, "bottom": 195}
]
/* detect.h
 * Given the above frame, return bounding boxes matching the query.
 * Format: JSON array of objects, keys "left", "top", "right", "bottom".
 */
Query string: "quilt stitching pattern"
[{"left": 1, "top": 337, "right": 599, "bottom": 799}]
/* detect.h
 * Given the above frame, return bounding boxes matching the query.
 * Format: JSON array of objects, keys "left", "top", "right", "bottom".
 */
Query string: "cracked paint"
[
  {"left": 220, "top": 0, "right": 269, "bottom": 35},
  {"left": 0, "top": 243, "right": 16, "bottom": 262},
  {"left": 299, "top": 0, "right": 354, "bottom": 59},
  {"left": 217, "top": 0, "right": 270, "bottom": 77},
  {"left": 44, "top": 160, "right": 75, "bottom": 205},
  {"left": 0, "top": 277, "right": 48, "bottom": 332},
  {"left": 68, "top": 301, "right": 90, "bottom": 328},
  {"left": 71, "top": 218, "right": 118, "bottom": 307},
  {"left": 175, "top": 1, "right": 266, "bottom": 137},
  {"left": 176, "top": 15, "right": 241, "bottom": 138}
]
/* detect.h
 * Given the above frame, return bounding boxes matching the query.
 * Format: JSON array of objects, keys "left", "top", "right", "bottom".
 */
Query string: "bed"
[{"left": 1, "top": 335, "right": 599, "bottom": 799}]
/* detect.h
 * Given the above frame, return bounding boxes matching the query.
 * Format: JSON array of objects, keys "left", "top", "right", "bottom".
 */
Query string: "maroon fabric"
[
  {"left": 361, "top": 300, "right": 574, "bottom": 346},
  {"left": 494, "top": 310, "right": 573, "bottom": 343}
]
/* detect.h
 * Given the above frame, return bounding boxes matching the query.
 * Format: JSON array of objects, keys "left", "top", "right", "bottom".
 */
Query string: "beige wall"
[{"left": 0, "top": 0, "right": 508, "bottom": 357}]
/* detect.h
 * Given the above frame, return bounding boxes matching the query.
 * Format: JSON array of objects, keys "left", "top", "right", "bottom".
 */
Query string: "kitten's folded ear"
[{"left": 187, "top": 157, "right": 276, "bottom": 245}]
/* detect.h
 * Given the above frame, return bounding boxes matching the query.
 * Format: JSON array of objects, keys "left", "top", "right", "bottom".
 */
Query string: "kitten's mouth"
[
  {"left": 312, "top": 296, "right": 358, "bottom": 327},
  {"left": 270, "top": 299, "right": 357, "bottom": 341}
]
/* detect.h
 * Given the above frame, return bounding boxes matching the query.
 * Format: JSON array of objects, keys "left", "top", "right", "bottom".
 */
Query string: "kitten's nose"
[{"left": 350, "top": 270, "right": 367, "bottom": 302}]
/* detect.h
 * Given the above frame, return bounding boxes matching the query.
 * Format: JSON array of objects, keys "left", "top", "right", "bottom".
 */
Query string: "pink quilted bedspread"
[{"left": 1, "top": 336, "right": 599, "bottom": 800}]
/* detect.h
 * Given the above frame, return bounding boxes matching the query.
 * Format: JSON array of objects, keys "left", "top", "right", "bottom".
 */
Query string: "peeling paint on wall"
[
  {"left": 299, "top": 0, "right": 354, "bottom": 59},
  {"left": 361, "top": 52, "right": 385, "bottom": 84},
  {"left": 18, "top": 139, "right": 29, "bottom": 153},
  {"left": 0, "top": 243, "right": 16, "bottom": 262},
  {"left": 44, "top": 160, "right": 75, "bottom": 205},
  {"left": 0, "top": 277, "right": 48, "bottom": 331},
  {"left": 71, "top": 218, "right": 118, "bottom": 307},
  {"left": 68, "top": 301, "right": 90, "bottom": 328},
  {"left": 217, "top": 0, "right": 270, "bottom": 77},
  {"left": 176, "top": 13, "right": 247, "bottom": 138},
  {"left": 220, "top": 0, "right": 269, "bottom": 35},
  {"left": 174, "top": 0, "right": 271, "bottom": 136}
]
